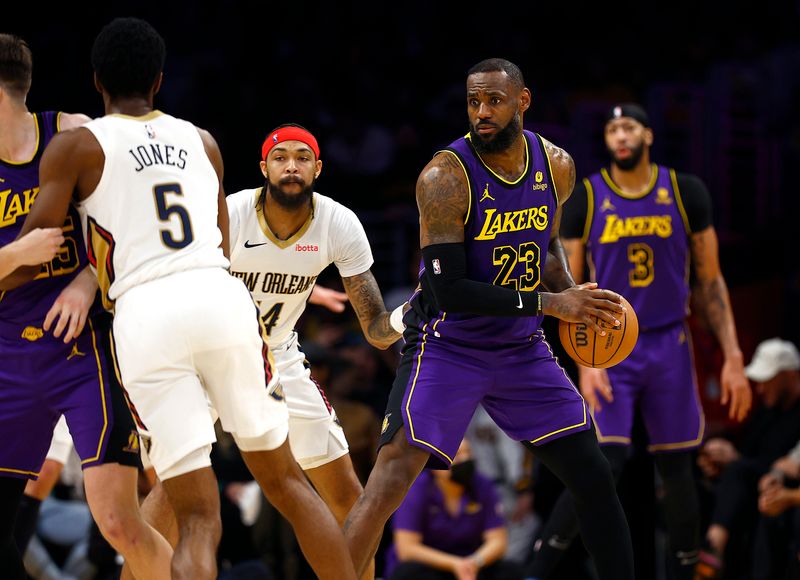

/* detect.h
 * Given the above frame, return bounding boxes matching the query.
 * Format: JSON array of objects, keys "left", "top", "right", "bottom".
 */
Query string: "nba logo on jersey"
[
  {"left": 432, "top": 259, "right": 441, "bottom": 275},
  {"left": 145, "top": 124, "right": 156, "bottom": 139}
]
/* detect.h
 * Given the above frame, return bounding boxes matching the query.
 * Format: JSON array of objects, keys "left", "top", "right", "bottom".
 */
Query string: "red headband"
[{"left": 261, "top": 127, "right": 320, "bottom": 161}]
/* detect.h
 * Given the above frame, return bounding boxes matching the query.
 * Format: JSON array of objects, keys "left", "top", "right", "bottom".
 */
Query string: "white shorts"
[
  {"left": 45, "top": 416, "right": 73, "bottom": 465},
  {"left": 274, "top": 332, "right": 348, "bottom": 470},
  {"left": 113, "top": 268, "right": 289, "bottom": 480}
]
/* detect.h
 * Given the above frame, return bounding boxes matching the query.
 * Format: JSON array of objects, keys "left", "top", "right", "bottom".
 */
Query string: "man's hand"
[
  {"left": 542, "top": 282, "right": 624, "bottom": 335},
  {"left": 697, "top": 438, "right": 739, "bottom": 478},
  {"left": 452, "top": 556, "right": 478, "bottom": 580},
  {"left": 579, "top": 366, "right": 614, "bottom": 412},
  {"left": 44, "top": 266, "right": 98, "bottom": 343},
  {"left": 720, "top": 354, "right": 751, "bottom": 422},
  {"left": 759, "top": 471, "right": 785, "bottom": 494},
  {"left": 759, "top": 486, "right": 799, "bottom": 517},
  {"left": 308, "top": 284, "right": 349, "bottom": 313},
  {"left": 12, "top": 228, "right": 65, "bottom": 266}
]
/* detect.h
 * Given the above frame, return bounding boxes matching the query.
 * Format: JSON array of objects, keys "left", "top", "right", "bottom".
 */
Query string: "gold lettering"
[
  {"left": 599, "top": 214, "right": 673, "bottom": 243},
  {"left": 474, "top": 205, "right": 550, "bottom": 240}
]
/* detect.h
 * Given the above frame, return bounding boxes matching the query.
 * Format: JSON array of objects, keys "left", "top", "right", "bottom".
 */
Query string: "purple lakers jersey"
[
  {"left": 411, "top": 130, "right": 557, "bottom": 346},
  {"left": 0, "top": 112, "right": 97, "bottom": 335},
  {"left": 583, "top": 165, "right": 690, "bottom": 330}
]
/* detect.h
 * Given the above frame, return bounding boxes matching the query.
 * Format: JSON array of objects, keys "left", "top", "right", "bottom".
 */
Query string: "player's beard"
[
  {"left": 470, "top": 112, "right": 522, "bottom": 154},
  {"left": 610, "top": 141, "right": 645, "bottom": 171},
  {"left": 266, "top": 176, "right": 315, "bottom": 210}
]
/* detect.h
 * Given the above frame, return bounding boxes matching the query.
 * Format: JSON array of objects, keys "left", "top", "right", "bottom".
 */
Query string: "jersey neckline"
[
  {"left": 0, "top": 112, "right": 43, "bottom": 167},
  {"left": 600, "top": 164, "right": 659, "bottom": 199},
  {"left": 253, "top": 188, "right": 316, "bottom": 249}
]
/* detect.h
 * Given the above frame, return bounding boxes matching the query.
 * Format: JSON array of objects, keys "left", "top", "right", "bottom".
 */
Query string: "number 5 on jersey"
[{"left": 153, "top": 183, "right": 194, "bottom": 249}]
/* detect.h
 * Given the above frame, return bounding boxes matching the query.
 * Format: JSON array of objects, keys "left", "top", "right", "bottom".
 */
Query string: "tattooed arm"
[
  {"left": 691, "top": 226, "right": 751, "bottom": 421},
  {"left": 418, "top": 149, "right": 622, "bottom": 333},
  {"left": 341, "top": 270, "right": 401, "bottom": 350}
]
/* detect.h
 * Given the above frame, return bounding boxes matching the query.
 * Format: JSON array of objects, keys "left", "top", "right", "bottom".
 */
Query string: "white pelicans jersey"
[
  {"left": 77, "top": 111, "right": 228, "bottom": 310},
  {"left": 227, "top": 188, "right": 373, "bottom": 346}
]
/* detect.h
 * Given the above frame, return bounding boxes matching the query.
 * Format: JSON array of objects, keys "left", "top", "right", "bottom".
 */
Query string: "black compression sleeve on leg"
[
  {"left": 655, "top": 452, "right": 701, "bottom": 580},
  {"left": 421, "top": 243, "right": 541, "bottom": 316},
  {"left": 526, "top": 444, "right": 629, "bottom": 578},
  {"left": 13, "top": 494, "right": 41, "bottom": 555},
  {"left": 0, "top": 478, "right": 28, "bottom": 580},
  {"left": 523, "top": 431, "right": 634, "bottom": 580}
]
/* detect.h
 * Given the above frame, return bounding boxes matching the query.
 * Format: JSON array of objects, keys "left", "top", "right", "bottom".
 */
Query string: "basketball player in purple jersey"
[
  {"left": 527, "top": 104, "right": 751, "bottom": 580},
  {"left": 343, "top": 59, "right": 635, "bottom": 580},
  {"left": 0, "top": 34, "right": 172, "bottom": 579}
]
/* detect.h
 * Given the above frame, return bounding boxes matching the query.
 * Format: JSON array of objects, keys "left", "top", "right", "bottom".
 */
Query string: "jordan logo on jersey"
[
  {"left": 479, "top": 184, "right": 495, "bottom": 203},
  {"left": 67, "top": 343, "right": 87, "bottom": 360},
  {"left": 600, "top": 197, "right": 616, "bottom": 212}
]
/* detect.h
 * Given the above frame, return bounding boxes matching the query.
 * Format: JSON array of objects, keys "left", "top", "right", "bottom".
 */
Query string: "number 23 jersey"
[
  {"left": 76, "top": 111, "right": 228, "bottom": 311},
  {"left": 226, "top": 188, "right": 373, "bottom": 347}
]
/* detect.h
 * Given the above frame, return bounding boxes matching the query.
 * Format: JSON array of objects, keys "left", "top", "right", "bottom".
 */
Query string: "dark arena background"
[{"left": 5, "top": 1, "right": 800, "bottom": 579}]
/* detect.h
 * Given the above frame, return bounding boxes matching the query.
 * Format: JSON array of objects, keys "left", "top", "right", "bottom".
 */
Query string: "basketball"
[{"left": 558, "top": 295, "right": 639, "bottom": 369}]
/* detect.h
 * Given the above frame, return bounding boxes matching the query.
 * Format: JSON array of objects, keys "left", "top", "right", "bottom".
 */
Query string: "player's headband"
[
  {"left": 261, "top": 127, "right": 320, "bottom": 161},
  {"left": 604, "top": 103, "right": 650, "bottom": 128}
]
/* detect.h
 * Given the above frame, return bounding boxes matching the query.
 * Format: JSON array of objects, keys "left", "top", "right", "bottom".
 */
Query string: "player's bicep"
[
  {"left": 417, "top": 155, "right": 469, "bottom": 248},
  {"left": 20, "top": 133, "right": 81, "bottom": 236},
  {"left": 197, "top": 128, "right": 229, "bottom": 258},
  {"left": 689, "top": 226, "right": 722, "bottom": 282}
]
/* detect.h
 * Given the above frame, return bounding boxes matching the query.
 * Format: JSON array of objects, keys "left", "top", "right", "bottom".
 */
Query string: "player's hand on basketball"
[
  {"left": 720, "top": 355, "right": 751, "bottom": 422},
  {"left": 579, "top": 366, "right": 613, "bottom": 412},
  {"left": 15, "top": 227, "right": 65, "bottom": 266},
  {"left": 44, "top": 266, "right": 99, "bottom": 343},
  {"left": 452, "top": 557, "right": 478, "bottom": 580},
  {"left": 309, "top": 284, "right": 349, "bottom": 313},
  {"left": 543, "top": 283, "right": 624, "bottom": 335}
]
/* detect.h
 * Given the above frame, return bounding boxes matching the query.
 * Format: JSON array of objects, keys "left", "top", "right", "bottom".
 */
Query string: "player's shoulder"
[
  {"left": 314, "top": 191, "right": 361, "bottom": 222},
  {"left": 227, "top": 187, "right": 260, "bottom": 209},
  {"left": 57, "top": 112, "right": 92, "bottom": 131}
]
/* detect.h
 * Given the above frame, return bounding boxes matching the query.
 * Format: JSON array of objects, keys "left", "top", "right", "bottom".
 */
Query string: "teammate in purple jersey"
[
  {"left": 343, "top": 59, "right": 634, "bottom": 580},
  {"left": 0, "top": 34, "right": 172, "bottom": 579},
  {"left": 526, "top": 103, "right": 752, "bottom": 580}
]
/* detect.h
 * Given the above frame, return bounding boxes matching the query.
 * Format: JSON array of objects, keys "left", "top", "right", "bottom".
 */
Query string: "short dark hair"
[
  {"left": 467, "top": 58, "right": 525, "bottom": 90},
  {"left": 0, "top": 34, "right": 33, "bottom": 99},
  {"left": 91, "top": 17, "right": 166, "bottom": 99},
  {"left": 267, "top": 122, "right": 309, "bottom": 135}
]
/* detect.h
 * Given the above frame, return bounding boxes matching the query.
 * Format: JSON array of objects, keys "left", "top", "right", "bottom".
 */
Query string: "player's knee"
[{"left": 94, "top": 508, "right": 147, "bottom": 553}]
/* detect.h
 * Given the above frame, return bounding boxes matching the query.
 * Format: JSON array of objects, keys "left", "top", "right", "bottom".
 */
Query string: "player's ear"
[
  {"left": 644, "top": 127, "right": 654, "bottom": 147},
  {"left": 152, "top": 72, "right": 163, "bottom": 96},
  {"left": 519, "top": 88, "right": 531, "bottom": 113},
  {"left": 315, "top": 159, "right": 322, "bottom": 179},
  {"left": 259, "top": 160, "right": 268, "bottom": 178},
  {"left": 93, "top": 72, "right": 103, "bottom": 95}
]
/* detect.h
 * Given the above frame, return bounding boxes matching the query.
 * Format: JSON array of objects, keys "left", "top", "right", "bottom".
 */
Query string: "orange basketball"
[{"left": 558, "top": 295, "right": 639, "bottom": 369}]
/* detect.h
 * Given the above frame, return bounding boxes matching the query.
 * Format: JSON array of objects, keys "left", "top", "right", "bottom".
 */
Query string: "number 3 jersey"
[
  {"left": 226, "top": 189, "right": 373, "bottom": 347},
  {"left": 411, "top": 130, "right": 557, "bottom": 347},
  {"left": 575, "top": 165, "right": 708, "bottom": 330},
  {"left": 77, "top": 112, "right": 228, "bottom": 310}
]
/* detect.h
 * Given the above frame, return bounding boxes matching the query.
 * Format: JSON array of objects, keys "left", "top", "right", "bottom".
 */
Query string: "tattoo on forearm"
[{"left": 342, "top": 272, "right": 400, "bottom": 346}]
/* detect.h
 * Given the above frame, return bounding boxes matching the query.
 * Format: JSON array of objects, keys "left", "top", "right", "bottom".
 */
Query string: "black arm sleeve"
[
  {"left": 559, "top": 178, "right": 589, "bottom": 239},
  {"left": 421, "top": 243, "right": 541, "bottom": 316},
  {"left": 675, "top": 173, "right": 713, "bottom": 233}
]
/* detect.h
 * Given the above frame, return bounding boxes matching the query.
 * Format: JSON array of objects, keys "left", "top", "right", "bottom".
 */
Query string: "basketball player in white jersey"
[
  {"left": 133, "top": 124, "right": 404, "bottom": 580},
  {"left": 14, "top": 18, "right": 356, "bottom": 580}
]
